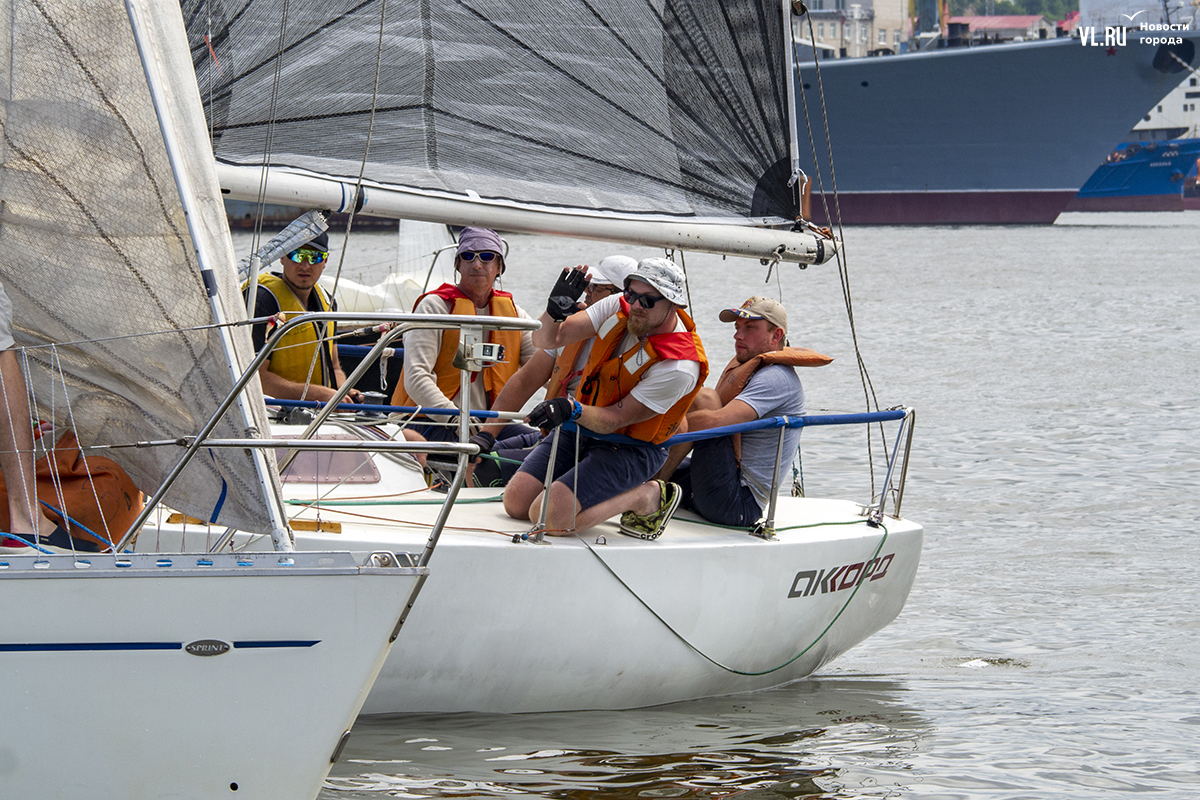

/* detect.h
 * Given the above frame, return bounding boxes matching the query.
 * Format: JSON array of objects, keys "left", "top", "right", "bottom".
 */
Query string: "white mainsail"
[
  {"left": 184, "top": 0, "right": 833, "bottom": 264},
  {"left": 0, "top": 0, "right": 280, "bottom": 532}
]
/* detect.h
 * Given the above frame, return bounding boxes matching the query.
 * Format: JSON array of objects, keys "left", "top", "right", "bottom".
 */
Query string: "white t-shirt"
[{"left": 583, "top": 294, "right": 699, "bottom": 413}]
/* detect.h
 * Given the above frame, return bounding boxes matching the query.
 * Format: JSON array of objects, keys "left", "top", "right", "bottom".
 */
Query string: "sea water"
[{"left": 240, "top": 210, "right": 1200, "bottom": 798}]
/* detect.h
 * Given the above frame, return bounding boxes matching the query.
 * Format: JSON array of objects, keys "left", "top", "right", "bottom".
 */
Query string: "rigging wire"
[
  {"left": 794, "top": 11, "right": 888, "bottom": 494},
  {"left": 579, "top": 521, "right": 890, "bottom": 676},
  {"left": 250, "top": 0, "right": 292, "bottom": 261},
  {"left": 295, "top": 0, "right": 392, "bottom": 403}
]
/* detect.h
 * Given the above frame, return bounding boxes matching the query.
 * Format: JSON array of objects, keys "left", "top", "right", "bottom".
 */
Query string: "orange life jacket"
[
  {"left": 714, "top": 347, "right": 833, "bottom": 405},
  {"left": 576, "top": 299, "right": 709, "bottom": 444},
  {"left": 390, "top": 283, "right": 523, "bottom": 408},
  {"left": 545, "top": 339, "right": 588, "bottom": 400}
]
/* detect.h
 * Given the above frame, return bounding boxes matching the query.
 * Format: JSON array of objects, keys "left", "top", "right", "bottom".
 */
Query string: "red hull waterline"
[
  {"left": 809, "top": 190, "right": 1078, "bottom": 225},
  {"left": 1063, "top": 194, "right": 1186, "bottom": 212}
]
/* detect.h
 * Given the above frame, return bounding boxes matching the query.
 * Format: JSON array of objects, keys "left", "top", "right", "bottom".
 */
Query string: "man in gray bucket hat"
[{"left": 502, "top": 257, "right": 709, "bottom": 541}]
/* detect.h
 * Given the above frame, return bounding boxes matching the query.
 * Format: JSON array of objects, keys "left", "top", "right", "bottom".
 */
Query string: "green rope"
[
  {"left": 284, "top": 493, "right": 504, "bottom": 506},
  {"left": 478, "top": 452, "right": 525, "bottom": 466},
  {"left": 681, "top": 516, "right": 868, "bottom": 533},
  {"left": 582, "top": 520, "right": 889, "bottom": 676}
]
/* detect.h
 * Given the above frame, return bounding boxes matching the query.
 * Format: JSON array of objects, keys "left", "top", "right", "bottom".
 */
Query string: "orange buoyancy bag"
[{"left": 0, "top": 431, "right": 143, "bottom": 548}]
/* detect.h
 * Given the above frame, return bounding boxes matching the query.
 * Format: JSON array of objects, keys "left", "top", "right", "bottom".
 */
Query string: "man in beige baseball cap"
[
  {"left": 659, "top": 294, "right": 831, "bottom": 528},
  {"left": 718, "top": 295, "right": 788, "bottom": 334}
]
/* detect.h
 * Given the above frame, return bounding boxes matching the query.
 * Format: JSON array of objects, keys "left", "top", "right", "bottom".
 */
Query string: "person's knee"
[
  {"left": 544, "top": 482, "right": 581, "bottom": 532},
  {"left": 401, "top": 428, "right": 427, "bottom": 466},
  {"left": 503, "top": 473, "right": 537, "bottom": 519}
]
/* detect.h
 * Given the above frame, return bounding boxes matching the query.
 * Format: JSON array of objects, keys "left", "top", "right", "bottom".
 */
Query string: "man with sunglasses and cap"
[
  {"left": 243, "top": 230, "right": 361, "bottom": 404},
  {"left": 467, "top": 255, "right": 639, "bottom": 487},
  {"left": 659, "top": 296, "right": 831, "bottom": 528},
  {"left": 391, "top": 227, "right": 537, "bottom": 447},
  {"left": 502, "top": 257, "right": 708, "bottom": 541}
]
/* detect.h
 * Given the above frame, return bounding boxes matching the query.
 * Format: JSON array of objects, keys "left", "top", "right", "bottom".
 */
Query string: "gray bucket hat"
[{"left": 623, "top": 257, "right": 687, "bottom": 306}]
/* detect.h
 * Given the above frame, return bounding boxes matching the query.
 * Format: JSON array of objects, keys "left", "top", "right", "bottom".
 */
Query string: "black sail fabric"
[{"left": 184, "top": 0, "right": 797, "bottom": 222}]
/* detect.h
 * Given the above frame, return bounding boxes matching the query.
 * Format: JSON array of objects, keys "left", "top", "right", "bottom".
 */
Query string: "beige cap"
[{"left": 719, "top": 295, "right": 788, "bottom": 334}]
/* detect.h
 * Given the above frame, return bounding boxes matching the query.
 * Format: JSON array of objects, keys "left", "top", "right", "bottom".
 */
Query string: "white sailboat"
[
  {"left": 0, "top": 1, "right": 451, "bottom": 796},
  {"left": 148, "top": 0, "right": 926, "bottom": 714}
]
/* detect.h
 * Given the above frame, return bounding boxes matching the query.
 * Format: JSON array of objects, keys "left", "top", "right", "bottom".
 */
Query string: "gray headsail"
[{"left": 0, "top": 0, "right": 281, "bottom": 533}]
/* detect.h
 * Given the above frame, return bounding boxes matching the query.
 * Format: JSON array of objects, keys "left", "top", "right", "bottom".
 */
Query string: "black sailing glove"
[
  {"left": 546, "top": 267, "right": 589, "bottom": 322},
  {"left": 526, "top": 397, "right": 581, "bottom": 432},
  {"left": 468, "top": 431, "right": 495, "bottom": 461}
]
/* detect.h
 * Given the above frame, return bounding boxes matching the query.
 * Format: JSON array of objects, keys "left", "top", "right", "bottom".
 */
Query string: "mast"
[
  {"left": 124, "top": 0, "right": 292, "bottom": 550},
  {"left": 783, "top": 0, "right": 804, "bottom": 221}
]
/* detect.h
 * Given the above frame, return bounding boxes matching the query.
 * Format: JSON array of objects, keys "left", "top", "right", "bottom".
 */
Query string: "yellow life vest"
[
  {"left": 576, "top": 300, "right": 709, "bottom": 444},
  {"left": 248, "top": 274, "right": 335, "bottom": 387},
  {"left": 390, "top": 284, "right": 523, "bottom": 408}
]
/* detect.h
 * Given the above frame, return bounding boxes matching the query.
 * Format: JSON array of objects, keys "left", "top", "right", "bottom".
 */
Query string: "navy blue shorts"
[
  {"left": 411, "top": 419, "right": 536, "bottom": 444},
  {"left": 673, "top": 436, "right": 762, "bottom": 527},
  {"left": 516, "top": 428, "right": 667, "bottom": 510}
]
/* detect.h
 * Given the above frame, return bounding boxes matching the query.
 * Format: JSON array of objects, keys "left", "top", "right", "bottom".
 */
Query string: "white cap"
[{"left": 590, "top": 255, "right": 638, "bottom": 288}]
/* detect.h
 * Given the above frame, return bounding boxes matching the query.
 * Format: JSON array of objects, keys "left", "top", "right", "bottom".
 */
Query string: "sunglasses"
[
  {"left": 459, "top": 251, "right": 499, "bottom": 263},
  {"left": 623, "top": 288, "right": 665, "bottom": 309},
  {"left": 287, "top": 249, "right": 328, "bottom": 264},
  {"left": 586, "top": 282, "right": 615, "bottom": 295}
]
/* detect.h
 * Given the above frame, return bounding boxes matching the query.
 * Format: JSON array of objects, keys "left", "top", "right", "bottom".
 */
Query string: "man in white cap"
[
  {"left": 502, "top": 257, "right": 709, "bottom": 540},
  {"left": 661, "top": 296, "right": 829, "bottom": 528},
  {"left": 468, "top": 256, "right": 639, "bottom": 486},
  {"left": 390, "top": 227, "right": 538, "bottom": 447}
]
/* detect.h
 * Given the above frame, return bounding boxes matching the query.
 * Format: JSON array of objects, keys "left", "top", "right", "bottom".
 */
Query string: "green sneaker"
[{"left": 619, "top": 481, "right": 682, "bottom": 540}]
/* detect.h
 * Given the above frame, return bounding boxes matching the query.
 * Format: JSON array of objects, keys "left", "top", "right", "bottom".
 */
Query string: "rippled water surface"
[{"left": 247, "top": 210, "right": 1200, "bottom": 799}]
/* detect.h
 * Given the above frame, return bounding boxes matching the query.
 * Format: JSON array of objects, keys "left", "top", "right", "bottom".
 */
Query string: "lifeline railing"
[
  {"left": 263, "top": 402, "right": 916, "bottom": 539},
  {"left": 115, "top": 311, "right": 539, "bottom": 567},
  {"left": 557, "top": 407, "right": 916, "bottom": 539}
]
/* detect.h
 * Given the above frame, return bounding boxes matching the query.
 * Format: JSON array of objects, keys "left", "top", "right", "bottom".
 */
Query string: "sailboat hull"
[
  {"left": 359, "top": 499, "right": 921, "bottom": 714},
  {"left": 151, "top": 489, "right": 921, "bottom": 714},
  {"left": 0, "top": 551, "right": 425, "bottom": 799},
  {"left": 796, "top": 36, "right": 1198, "bottom": 224}
]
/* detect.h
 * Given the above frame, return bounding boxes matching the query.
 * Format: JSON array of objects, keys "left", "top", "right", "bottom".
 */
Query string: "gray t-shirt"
[{"left": 735, "top": 364, "right": 806, "bottom": 508}]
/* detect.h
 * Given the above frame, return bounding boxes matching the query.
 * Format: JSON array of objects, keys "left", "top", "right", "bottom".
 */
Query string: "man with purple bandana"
[{"left": 391, "top": 227, "right": 539, "bottom": 452}]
